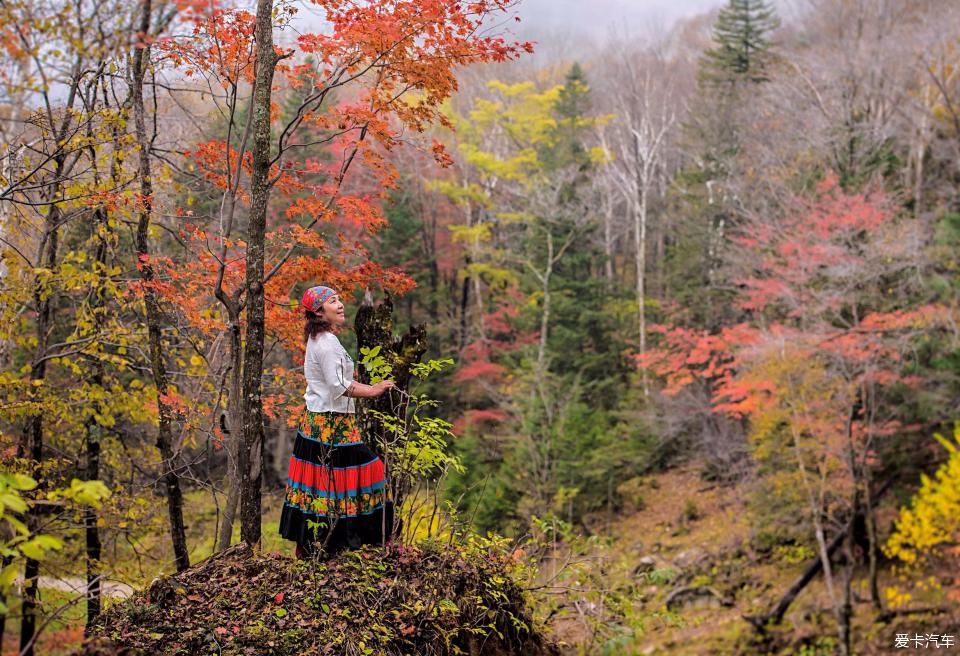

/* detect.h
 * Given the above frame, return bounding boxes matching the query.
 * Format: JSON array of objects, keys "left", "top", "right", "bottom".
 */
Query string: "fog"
[{"left": 512, "top": 0, "right": 724, "bottom": 38}]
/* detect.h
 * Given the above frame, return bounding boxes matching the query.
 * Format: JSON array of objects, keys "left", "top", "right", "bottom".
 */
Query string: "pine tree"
[
  {"left": 661, "top": 0, "right": 780, "bottom": 331},
  {"left": 544, "top": 62, "right": 593, "bottom": 173},
  {"left": 700, "top": 0, "right": 780, "bottom": 86}
]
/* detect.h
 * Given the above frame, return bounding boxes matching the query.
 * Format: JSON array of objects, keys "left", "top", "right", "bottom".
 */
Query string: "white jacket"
[{"left": 303, "top": 332, "right": 356, "bottom": 414}]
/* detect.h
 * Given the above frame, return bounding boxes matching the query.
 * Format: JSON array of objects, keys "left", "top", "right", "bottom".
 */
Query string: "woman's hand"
[{"left": 345, "top": 380, "right": 396, "bottom": 399}]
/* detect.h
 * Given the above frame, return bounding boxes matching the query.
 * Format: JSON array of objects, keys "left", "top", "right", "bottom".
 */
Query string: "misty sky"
[
  {"left": 291, "top": 0, "right": 732, "bottom": 52},
  {"left": 511, "top": 0, "right": 726, "bottom": 38}
]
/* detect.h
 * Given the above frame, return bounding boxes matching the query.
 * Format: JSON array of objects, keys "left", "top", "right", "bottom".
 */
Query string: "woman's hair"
[{"left": 303, "top": 309, "right": 332, "bottom": 342}]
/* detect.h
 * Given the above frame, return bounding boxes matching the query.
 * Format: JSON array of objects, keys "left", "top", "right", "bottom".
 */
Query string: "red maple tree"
[
  {"left": 637, "top": 176, "right": 949, "bottom": 645},
  {"left": 149, "top": 0, "right": 532, "bottom": 545}
]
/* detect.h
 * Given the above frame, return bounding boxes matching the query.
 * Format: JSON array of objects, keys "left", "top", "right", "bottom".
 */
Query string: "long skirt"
[{"left": 278, "top": 410, "right": 393, "bottom": 555}]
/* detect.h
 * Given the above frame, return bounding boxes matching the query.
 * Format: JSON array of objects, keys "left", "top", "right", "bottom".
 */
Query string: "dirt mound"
[{"left": 83, "top": 542, "right": 554, "bottom": 656}]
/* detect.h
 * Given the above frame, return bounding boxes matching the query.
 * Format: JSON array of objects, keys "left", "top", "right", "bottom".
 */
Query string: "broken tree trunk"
[
  {"left": 745, "top": 525, "right": 849, "bottom": 632},
  {"left": 354, "top": 293, "right": 427, "bottom": 534},
  {"left": 745, "top": 481, "right": 893, "bottom": 632}
]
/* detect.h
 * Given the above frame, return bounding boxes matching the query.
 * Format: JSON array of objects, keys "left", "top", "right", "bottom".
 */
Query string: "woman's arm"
[{"left": 344, "top": 380, "right": 395, "bottom": 399}]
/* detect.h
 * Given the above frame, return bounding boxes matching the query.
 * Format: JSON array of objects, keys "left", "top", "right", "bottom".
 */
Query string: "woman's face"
[{"left": 320, "top": 294, "right": 346, "bottom": 327}]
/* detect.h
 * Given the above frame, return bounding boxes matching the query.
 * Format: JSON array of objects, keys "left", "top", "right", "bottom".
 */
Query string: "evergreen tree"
[
  {"left": 700, "top": 0, "right": 780, "bottom": 86},
  {"left": 661, "top": 0, "right": 781, "bottom": 330},
  {"left": 441, "top": 72, "right": 643, "bottom": 532},
  {"left": 545, "top": 62, "right": 593, "bottom": 173}
]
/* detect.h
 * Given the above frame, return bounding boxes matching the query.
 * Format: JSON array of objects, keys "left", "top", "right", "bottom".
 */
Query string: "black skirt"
[{"left": 278, "top": 410, "right": 393, "bottom": 554}]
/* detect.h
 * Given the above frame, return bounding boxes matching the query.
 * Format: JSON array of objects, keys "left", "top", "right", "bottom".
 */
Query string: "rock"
[
  {"left": 672, "top": 547, "right": 708, "bottom": 570},
  {"left": 145, "top": 576, "right": 175, "bottom": 605},
  {"left": 634, "top": 556, "right": 658, "bottom": 575},
  {"left": 664, "top": 586, "right": 733, "bottom": 612}
]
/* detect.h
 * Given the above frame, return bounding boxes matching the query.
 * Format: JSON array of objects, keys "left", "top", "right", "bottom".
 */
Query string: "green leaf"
[
  {"left": 0, "top": 563, "right": 19, "bottom": 590},
  {"left": 19, "top": 535, "right": 62, "bottom": 560},
  {"left": 0, "top": 494, "right": 27, "bottom": 515},
  {"left": 61, "top": 479, "right": 112, "bottom": 508},
  {"left": 11, "top": 475, "right": 37, "bottom": 491},
  {"left": 6, "top": 516, "right": 29, "bottom": 536}
]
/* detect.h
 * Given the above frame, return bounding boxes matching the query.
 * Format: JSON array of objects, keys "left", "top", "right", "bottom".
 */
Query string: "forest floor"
[
  {"left": 87, "top": 541, "right": 553, "bottom": 656},
  {"left": 541, "top": 466, "right": 960, "bottom": 655},
  {"left": 5, "top": 470, "right": 958, "bottom": 655},
  {"left": 1, "top": 489, "right": 293, "bottom": 656}
]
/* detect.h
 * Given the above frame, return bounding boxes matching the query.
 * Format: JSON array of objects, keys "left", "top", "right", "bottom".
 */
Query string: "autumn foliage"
[
  {"left": 147, "top": 1, "right": 533, "bottom": 439},
  {"left": 639, "top": 176, "right": 946, "bottom": 427}
]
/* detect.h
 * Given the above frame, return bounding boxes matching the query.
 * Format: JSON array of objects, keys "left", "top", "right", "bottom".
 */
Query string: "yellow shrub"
[{"left": 885, "top": 426, "right": 960, "bottom": 566}]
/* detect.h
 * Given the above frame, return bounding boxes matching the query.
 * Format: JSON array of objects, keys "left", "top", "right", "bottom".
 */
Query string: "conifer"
[{"left": 700, "top": 0, "right": 780, "bottom": 86}]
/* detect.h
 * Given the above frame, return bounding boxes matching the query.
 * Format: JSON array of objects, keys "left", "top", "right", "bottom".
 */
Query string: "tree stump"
[{"left": 353, "top": 293, "right": 427, "bottom": 528}]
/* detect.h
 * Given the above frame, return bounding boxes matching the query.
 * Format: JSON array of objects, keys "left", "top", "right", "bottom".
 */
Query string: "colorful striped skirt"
[{"left": 278, "top": 410, "right": 393, "bottom": 554}]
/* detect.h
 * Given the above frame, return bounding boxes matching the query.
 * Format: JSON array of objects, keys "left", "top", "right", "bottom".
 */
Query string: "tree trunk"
[
  {"left": 132, "top": 0, "right": 189, "bottom": 572},
  {"left": 84, "top": 402, "right": 103, "bottom": 630},
  {"left": 839, "top": 512, "right": 855, "bottom": 656},
  {"left": 18, "top": 189, "right": 61, "bottom": 656},
  {"left": 653, "top": 187, "right": 670, "bottom": 301},
  {"left": 0, "top": 554, "right": 12, "bottom": 645},
  {"left": 635, "top": 179, "right": 648, "bottom": 396},
  {"left": 458, "top": 267, "right": 471, "bottom": 351},
  {"left": 537, "top": 233, "right": 552, "bottom": 377},
  {"left": 836, "top": 405, "right": 861, "bottom": 656},
  {"left": 533, "top": 233, "right": 556, "bottom": 505},
  {"left": 239, "top": 0, "right": 280, "bottom": 548},
  {"left": 16, "top": 193, "right": 64, "bottom": 656},
  {"left": 912, "top": 123, "right": 926, "bottom": 216},
  {"left": 789, "top": 421, "right": 839, "bottom": 650},
  {"left": 216, "top": 321, "right": 242, "bottom": 552},
  {"left": 84, "top": 206, "right": 108, "bottom": 630},
  {"left": 354, "top": 294, "right": 427, "bottom": 526},
  {"left": 428, "top": 247, "right": 440, "bottom": 325},
  {"left": 535, "top": 230, "right": 557, "bottom": 436},
  {"left": 19, "top": 557, "right": 40, "bottom": 656},
  {"left": 747, "top": 524, "right": 849, "bottom": 631},
  {"left": 865, "top": 478, "right": 882, "bottom": 611},
  {"left": 262, "top": 422, "right": 281, "bottom": 489},
  {"left": 602, "top": 190, "right": 615, "bottom": 286}
]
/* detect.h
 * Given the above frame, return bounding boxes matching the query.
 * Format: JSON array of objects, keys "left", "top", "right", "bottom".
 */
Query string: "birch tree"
[{"left": 602, "top": 52, "right": 676, "bottom": 394}]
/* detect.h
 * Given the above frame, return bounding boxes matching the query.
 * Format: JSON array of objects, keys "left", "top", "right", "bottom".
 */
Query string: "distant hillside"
[{"left": 539, "top": 467, "right": 960, "bottom": 655}]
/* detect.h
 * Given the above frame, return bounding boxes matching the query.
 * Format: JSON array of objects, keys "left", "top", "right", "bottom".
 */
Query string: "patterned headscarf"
[{"left": 301, "top": 285, "right": 337, "bottom": 313}]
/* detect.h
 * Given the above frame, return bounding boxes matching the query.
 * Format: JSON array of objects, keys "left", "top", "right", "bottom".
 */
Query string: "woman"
[{"left": 279, "top": 285, "right": 396, "bottom": 558}]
